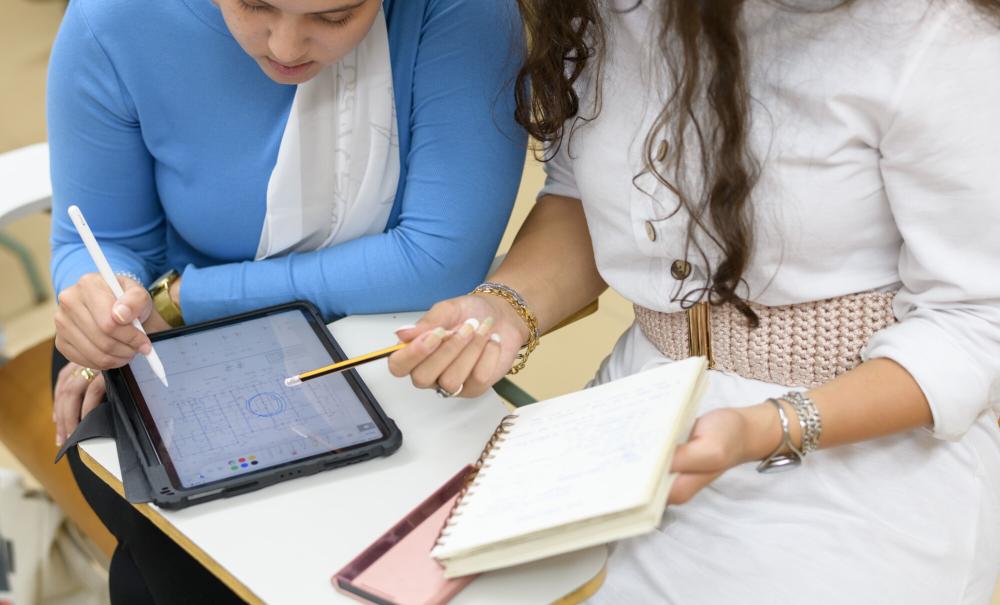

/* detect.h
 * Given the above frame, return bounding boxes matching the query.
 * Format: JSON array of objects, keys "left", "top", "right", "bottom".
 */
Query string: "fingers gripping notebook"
[{"left": 431, "top": 357, "right": 709, "bottom": 578}]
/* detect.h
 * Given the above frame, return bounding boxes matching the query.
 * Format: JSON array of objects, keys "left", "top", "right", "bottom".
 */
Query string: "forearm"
[
  {"left": 740, "top": 358, "right": 933, "bottom": 463},
  {"left": 489, "top": 195, "right": 607, "bottom": 334},
  {"left": 179, "top": 225, "right": 503, "bottom": 323}
]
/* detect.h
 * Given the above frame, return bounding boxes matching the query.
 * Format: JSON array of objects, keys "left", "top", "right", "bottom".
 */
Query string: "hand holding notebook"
[{"left": 431, "top": 357, "right": 708, "bottom": 578}]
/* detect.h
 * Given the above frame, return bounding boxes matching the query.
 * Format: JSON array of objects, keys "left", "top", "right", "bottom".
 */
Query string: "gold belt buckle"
[{"left": 687, "top": 301, "right": 715, "bottom": 369}]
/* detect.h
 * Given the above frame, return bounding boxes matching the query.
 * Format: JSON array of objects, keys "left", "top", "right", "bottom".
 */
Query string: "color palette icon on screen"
[{"left": 228, "top": 455, "right": 259, "bottom": 472}]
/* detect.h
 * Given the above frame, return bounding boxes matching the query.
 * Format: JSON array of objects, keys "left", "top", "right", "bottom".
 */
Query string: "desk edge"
[
  {"left": 552, "top": 562, "right": 607, "bottom": 605},
  {"left": 78, "top": 435, "right": 608, "bottom": 605},
  {"left": 77, "top": 447, "right": 265, "bottom": 605}
]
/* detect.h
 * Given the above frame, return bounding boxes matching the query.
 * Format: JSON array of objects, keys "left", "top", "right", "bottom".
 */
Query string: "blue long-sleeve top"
[{"left": 48, "top": 0, "right": 526, "bottom": 324}]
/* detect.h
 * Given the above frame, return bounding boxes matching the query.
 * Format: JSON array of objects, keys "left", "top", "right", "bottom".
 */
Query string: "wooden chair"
[
  {"left": 0, "top": 142, "right": 115, "bottom": 557},
  {"left": 0, "top": 339, "right": 115, "bottom": 558}
]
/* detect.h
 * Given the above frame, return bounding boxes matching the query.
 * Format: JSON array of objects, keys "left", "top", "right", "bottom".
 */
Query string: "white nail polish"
[
  {"left": 395, "top": 324, "right": 417, "bottom": 333},
  {"left": 490, "top": 333, "right": 502, "bottom": 344},
  {"left": 464, "top": 318, "right": 481, "bottom": 331}
]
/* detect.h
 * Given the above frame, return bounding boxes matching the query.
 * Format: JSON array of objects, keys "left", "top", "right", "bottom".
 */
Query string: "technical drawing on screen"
[{"left": 127, "top": 310, "right": 384, "bottom": 488}]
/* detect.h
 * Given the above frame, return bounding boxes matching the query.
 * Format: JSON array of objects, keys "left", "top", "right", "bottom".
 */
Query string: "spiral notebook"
[{"left": 431, "top": 357, "right": 709, "bottom": 578}]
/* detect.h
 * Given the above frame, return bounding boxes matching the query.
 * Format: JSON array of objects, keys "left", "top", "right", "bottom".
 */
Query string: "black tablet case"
[
  {"left": 54, "top": 304, "right": 402, "bottom": 509},
  {"left": 55, "top": 370, "right": 402, "bottom": 509},
  {"left": 54, "top": 376, "right": 158, "bottom": 504}
]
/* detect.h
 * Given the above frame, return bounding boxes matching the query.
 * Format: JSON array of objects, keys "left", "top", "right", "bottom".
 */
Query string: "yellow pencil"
[{"left": 284, "top": 343, "right": 407, "bottom": 387}]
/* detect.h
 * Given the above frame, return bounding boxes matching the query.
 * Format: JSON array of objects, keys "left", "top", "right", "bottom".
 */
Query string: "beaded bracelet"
[{"left": 471, "top": 282, "right": 539, "bottom": 375}]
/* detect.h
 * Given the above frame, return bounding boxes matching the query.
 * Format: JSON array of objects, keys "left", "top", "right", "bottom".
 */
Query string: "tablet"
[{"left": 113, "top": 302, "right": 401, "bottom": 508}]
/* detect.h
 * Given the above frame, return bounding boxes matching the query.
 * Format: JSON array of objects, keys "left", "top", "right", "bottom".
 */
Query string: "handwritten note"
[{"left": 434, "top": 357, "right": 705, "bottom": 556}]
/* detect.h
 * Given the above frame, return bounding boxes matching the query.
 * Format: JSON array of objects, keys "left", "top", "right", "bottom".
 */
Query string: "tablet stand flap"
[
  {"left": 110, "top": 391, "right": 155, "bottom": 503},
  {"left": 53, "top": 375, "right": 157, "bottom": 504},
  {"left": 54, "top": 399, "right": 113, "bottom": 463}
]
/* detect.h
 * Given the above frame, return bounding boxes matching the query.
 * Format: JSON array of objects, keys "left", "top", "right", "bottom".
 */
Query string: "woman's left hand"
[
  {"left": 53, "top": 362, "right": 107, "bottom": 448},
  {"left": 668, "top": 404, "right": 780, "bottom": 505}
]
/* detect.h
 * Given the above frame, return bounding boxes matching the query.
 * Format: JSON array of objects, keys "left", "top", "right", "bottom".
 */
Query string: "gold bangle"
[{"left": 471, "top": 282, "right": 540, "bottom": 375}]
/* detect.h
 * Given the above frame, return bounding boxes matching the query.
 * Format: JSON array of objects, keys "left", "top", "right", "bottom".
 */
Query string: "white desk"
[{"left": 78, "top": 312, "right": 607, "bottom": 604}]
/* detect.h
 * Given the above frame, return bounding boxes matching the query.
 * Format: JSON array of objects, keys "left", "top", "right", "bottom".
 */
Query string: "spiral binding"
[{"left": 433, "top": 413, "right": 519, "bottom": 551}]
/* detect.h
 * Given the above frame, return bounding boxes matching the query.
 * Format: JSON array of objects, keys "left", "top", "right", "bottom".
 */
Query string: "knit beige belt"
[{"left": 634, "top": 291, "right": 897, "bottom": 388}]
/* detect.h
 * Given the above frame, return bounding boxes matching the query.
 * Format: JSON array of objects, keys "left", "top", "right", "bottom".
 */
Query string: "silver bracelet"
[
  {"left": 476, "top": 281, "right": 540, "bottom": 339},
  {"left": 756, "top": 398, "right": 804, "bottom": 473},
  {"left": 783, "top": 391, "right": 823, "bottom": 456}
]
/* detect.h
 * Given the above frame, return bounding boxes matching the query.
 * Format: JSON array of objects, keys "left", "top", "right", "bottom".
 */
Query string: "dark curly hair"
[{"left": 514, "top": 0, "right": 1000, "bottom": 325}]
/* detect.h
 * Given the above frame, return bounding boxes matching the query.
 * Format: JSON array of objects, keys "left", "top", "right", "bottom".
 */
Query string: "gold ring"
[{"left": 75, "top": 367, "right": 98, "bottom": 383}]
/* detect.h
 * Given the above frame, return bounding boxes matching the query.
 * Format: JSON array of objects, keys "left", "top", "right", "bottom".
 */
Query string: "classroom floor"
[{"left": 0, "top": 0, "right": 996, "bottom": 602}]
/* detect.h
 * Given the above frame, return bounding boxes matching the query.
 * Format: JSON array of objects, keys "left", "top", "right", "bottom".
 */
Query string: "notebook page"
[{"left": 435, "top": 358, "right": 705, "bottom": 557}]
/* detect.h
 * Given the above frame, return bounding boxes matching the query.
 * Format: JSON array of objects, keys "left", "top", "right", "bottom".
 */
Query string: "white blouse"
[{"left": 539, "top": 0, "right": 1000, "bottom": 442}]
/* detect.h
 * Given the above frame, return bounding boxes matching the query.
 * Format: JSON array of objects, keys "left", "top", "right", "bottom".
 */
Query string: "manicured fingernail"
[
  {"left": 489, "top": 333, "right": 502, "bottom": 344},
  {"left": 477, "top": 317, "right": 495, "bottom": 336},
  {"left": 112, "top": 304, "right": 129, "bottom": 323},
  {"left": 459, "top": 318, "right": 480, "bottom": 337},
  {"left": 394, "top": 324, "right": 417, "bottom": 333},
  {"left": 140, "top": 342, "right": 152, "bottom": 355},
  {"left": 56, "top": 436, "right": 62, "bottom": 447},
  {"left": 422, "top": 327, "right": 447, "bottom": 347}
]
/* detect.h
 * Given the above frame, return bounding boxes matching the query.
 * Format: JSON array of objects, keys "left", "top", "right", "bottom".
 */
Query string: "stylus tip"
[
  {"left": 159, "top": 375, "right": 169, "bottom": 387},
  {"left": 284, "top": 375, "right": 302, "bottom": 387}
]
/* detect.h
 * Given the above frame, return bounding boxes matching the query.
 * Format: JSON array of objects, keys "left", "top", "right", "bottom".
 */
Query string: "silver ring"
[{"left": 435, "top": 382, "right": 464, "bottom": 398}]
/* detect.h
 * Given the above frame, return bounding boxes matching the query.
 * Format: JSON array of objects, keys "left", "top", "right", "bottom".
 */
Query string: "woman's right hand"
[
  {"left": 53, "top": 362, "right": 107, "bottom": 448},
  {"left": 388, "top": 293, "right": 530, "bottom": 398},
  {"left": 54, "top": 272, "right": 155, "bottom": 370}
]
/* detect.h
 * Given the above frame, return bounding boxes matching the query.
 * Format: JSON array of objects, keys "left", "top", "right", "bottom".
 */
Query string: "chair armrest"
[
  {"left": 0, "top": 143, "right": 52, "bottom": 228},
  {"left": 545, "top": 300, "right": 599, "bottom": 335}
]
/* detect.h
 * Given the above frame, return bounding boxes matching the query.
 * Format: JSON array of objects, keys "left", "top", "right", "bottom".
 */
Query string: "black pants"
[{"left": 53, "top": 349, "right": 245, "bottom": 605}]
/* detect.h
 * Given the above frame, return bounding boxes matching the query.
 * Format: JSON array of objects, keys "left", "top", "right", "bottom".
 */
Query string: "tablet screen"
[{"left": 126, "top": 309, "right": 385, "bottom": 489}]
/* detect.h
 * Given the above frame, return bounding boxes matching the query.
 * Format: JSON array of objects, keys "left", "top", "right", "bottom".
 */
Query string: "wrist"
[
  {"left": 739, "top": 401, "right": 803, "bottom": 464},
  {"left": 472, "top": 291, "right": 531, "bottom": 346},
  {"left": 470, "top": 282, "right": 540, "bottom": 374}
]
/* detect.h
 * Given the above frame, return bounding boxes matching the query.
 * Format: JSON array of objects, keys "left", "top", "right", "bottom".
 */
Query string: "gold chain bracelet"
[{"left": 471, "top": 282, "right": 540, "bottom": 374}]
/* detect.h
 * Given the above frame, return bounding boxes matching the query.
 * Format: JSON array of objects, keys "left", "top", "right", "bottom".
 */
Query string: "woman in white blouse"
[{"left": 389, "top": 0, "right": 1000, "bottom": 602}]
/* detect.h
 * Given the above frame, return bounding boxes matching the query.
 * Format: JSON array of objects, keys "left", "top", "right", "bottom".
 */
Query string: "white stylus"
[{"left": 67, "top": 205, "right": 168, "bottom": 387}]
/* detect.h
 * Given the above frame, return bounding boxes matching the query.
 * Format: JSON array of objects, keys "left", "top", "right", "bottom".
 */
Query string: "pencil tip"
[{"left": 284, "top": 376, "right": 302, "bottom": 387}]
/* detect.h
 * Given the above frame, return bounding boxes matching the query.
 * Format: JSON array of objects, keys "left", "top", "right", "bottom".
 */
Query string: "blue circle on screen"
[{"left": 246, "top": 392, "right": 287, "bottom": 417}]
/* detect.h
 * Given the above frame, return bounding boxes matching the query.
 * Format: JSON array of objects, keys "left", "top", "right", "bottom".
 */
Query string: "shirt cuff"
[
  {"left": 52, "top": 244, "right": 153, "bottom": 296},
  {"left": 863, "top": 318, "right": 993, "bottom": 441}
]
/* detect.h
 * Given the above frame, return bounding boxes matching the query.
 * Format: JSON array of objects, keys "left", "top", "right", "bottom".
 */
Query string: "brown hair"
[{"left": 514, "top": 0, "right": 1000, "bottom": 325}]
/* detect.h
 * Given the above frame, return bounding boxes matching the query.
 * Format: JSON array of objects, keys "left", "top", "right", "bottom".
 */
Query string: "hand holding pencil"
[
  {"left": 285, "top": 299, "right": 513, "bottom": 399},
  {"left": 284, "top": 297, "right": 517, "bottom": 399},
  {"left": 388, "top": 297, "right": 520, "bottom": 398}
]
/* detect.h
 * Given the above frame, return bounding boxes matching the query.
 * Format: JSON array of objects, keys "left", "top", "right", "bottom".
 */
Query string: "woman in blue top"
[{"left": 47, "top": 0, "right": 524, "bottom": 600}]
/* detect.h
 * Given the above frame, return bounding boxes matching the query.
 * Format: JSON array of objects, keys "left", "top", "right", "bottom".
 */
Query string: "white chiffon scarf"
[{"left": 256, "top": 8, "right": 399, "bottom": 260}]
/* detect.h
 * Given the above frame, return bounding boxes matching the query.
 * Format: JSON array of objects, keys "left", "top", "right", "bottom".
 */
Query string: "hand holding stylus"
[{"left": 58, "top": 206, "right": 168, "bottom": 386}]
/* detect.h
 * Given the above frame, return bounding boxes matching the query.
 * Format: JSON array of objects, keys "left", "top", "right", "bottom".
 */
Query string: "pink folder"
[{"left": 333, "top": 465, "right": 478, "bottom": 605}]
